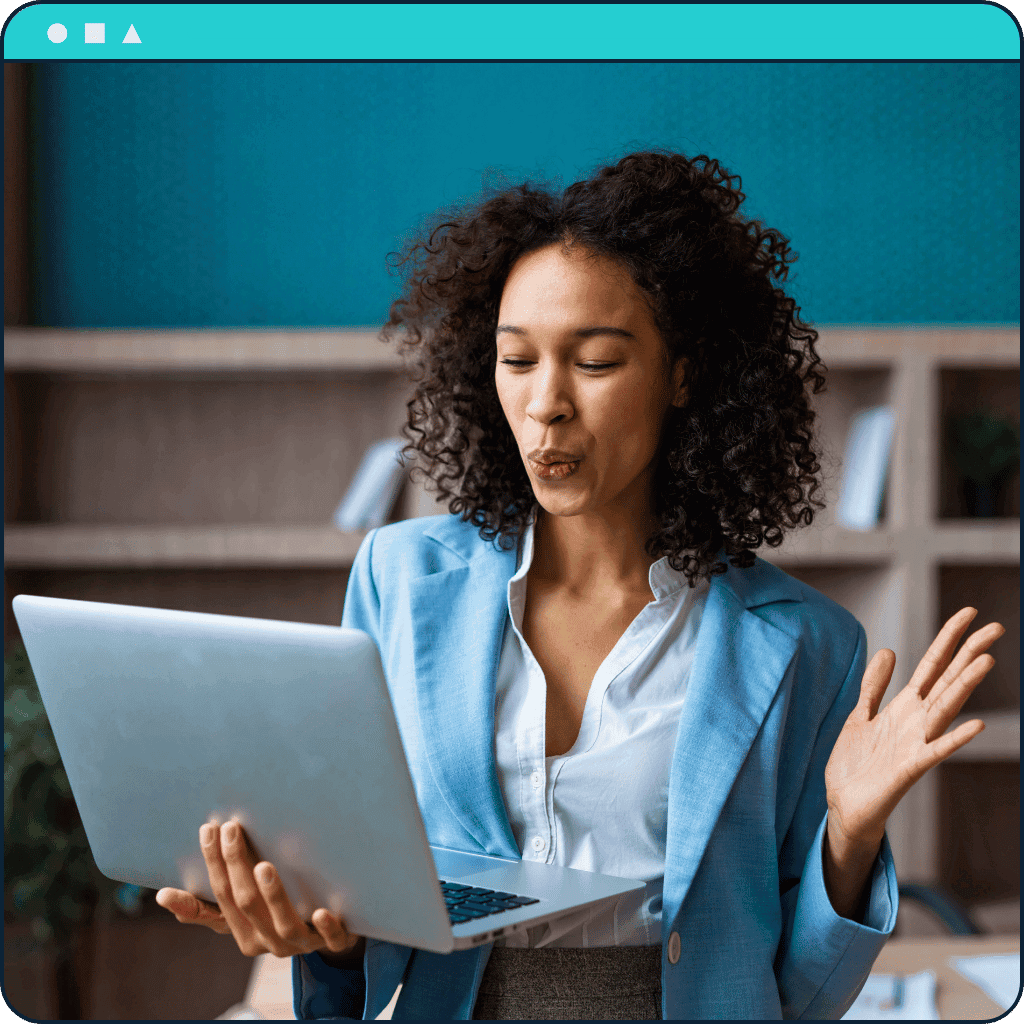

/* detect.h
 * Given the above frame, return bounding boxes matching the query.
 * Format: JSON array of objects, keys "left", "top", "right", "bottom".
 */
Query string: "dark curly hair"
[{"left": 383, "top": 150, "right": 827, "bottom": 586}]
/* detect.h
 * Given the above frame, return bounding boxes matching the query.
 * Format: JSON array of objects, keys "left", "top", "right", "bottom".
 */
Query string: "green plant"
[
  {"left": 4, "top": 641, "right": 145, "bottom": 946},
  {"left": 947, "top": 411, "right": 1020, "bottom": 486}
]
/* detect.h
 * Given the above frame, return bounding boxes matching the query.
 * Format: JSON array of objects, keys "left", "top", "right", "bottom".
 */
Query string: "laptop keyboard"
[{"left": 439, "top": 880, "right": 540, "bottom": 925}]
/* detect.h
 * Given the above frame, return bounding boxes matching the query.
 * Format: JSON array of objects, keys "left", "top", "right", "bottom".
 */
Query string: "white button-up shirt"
[{"left": 493, "top": 514, "right": 710, "bottom": 947}]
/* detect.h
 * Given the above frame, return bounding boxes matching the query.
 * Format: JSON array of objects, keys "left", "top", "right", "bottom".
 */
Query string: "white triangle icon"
[{"left": 123, "top": 24, "right": 141, "bottom": 44}]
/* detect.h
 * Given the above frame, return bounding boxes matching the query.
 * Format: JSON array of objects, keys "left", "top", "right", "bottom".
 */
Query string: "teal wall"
[{"left": 30, "top": 62, "right": 1019, "bottom": 327}]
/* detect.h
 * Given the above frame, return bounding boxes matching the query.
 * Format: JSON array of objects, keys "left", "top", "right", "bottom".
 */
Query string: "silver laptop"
[{"left": 12, "top": 594, "right": 643, "bottom": 953}]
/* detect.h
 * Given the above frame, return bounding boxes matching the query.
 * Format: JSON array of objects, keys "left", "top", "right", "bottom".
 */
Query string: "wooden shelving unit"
[
  {"left": 4, "top": 324, "right": 1019, "bottom": 932},
  {"left": 3, "top": 327, "right": 436, "bottom": 634},
  {"left": 757, "top": 326, "right": 1020, "bottom": 934}
]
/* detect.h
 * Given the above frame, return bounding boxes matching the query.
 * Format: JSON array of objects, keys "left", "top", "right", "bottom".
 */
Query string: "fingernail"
[
  {"left": 200, "top": 823, "right": 215, "bottom": 846},
  {"left": 255, "top": 863, "right": 274, "bottom": 885},
  {"left": 223, "top": 821, "right": 239, "bottom": 842}
]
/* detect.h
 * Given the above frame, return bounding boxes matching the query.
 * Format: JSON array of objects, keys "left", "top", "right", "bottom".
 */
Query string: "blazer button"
[{"left": 667, "top": 931, "right": 681, "bottom": 965}]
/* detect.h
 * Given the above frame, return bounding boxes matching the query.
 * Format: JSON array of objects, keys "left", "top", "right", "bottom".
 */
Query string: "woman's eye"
[{"left": 499, "top": 360, "right": 618, "bottom": 371}]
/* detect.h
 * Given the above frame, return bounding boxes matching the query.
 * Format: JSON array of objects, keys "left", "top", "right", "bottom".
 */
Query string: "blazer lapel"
[
  {"left": 409, "top": 533, "right": 521, "bottom": 860},
  {"left": 663, "top": 558, "right": 801, "bottom": 913}
]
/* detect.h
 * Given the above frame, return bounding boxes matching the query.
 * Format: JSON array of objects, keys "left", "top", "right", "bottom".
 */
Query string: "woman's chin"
[{"left": 533, "top": 492, "right": 593, "bottom": 518}]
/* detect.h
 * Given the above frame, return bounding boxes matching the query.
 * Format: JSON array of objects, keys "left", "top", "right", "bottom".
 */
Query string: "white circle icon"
[{"left": 47, "top": 23, "right": 68, "bottom": 43}]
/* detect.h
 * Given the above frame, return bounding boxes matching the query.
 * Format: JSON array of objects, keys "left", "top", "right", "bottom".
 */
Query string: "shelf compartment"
[
  {"left": 3, "top": 525, "right": 368, "bottom": 568},
  {"left": 938, "top": 366, "right": 1020, "bottom": 520},
  {"left": 5, "top": 566, "right": 353, "bottom": 648},
  {"left": 806, "top": 366, "right": 895, "bottom": 530},
  {"left": 2, "top": 328, "right": 404, "bottom": 372},
  {"left": 938, "top": 761, "right": 1019, "bottom": 905},
  {"left": 938, "top": 563, "right": 1020, "bottom": 716},
  {"left": 5, "top": 372, "right": 413, "bottom": 526}
]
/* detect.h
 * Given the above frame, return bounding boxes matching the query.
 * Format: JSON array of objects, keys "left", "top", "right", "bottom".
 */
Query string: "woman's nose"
[{"left": 525, "top": 366, "right": 574, "bottom": 423}]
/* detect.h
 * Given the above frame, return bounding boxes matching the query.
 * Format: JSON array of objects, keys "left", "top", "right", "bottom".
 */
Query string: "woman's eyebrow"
[{"left": 495, "top": 325, "right": 637, "bottom": 340}]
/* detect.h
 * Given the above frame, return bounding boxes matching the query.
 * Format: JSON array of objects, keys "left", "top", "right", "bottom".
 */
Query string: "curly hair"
[{"left": 383, "top": 150, "right": 827, "bottom": 586}]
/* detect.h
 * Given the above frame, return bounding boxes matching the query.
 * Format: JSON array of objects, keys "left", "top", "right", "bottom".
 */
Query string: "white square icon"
[{"left": 84, "top": 23, "right": 105, "bottom": 43}]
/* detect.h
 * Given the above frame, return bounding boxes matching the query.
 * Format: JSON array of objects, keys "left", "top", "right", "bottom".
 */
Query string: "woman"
[{"left": 157, "top": 151, "right": 1004, "bottom": 1019}]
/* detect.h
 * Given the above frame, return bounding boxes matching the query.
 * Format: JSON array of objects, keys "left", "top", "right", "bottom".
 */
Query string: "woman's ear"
[{"left": 670, "top": 357, "right": 689, "bottom": 408}]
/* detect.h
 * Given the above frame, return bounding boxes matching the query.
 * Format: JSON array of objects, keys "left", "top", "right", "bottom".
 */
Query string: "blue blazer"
[{"left": 293, "top": 513, "right": 898, "bottom": 1020}]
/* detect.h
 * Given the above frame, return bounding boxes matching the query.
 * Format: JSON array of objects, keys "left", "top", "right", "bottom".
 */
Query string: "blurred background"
[{"left": 4, "top": 61, "right": 1020, "bottom": 1019}]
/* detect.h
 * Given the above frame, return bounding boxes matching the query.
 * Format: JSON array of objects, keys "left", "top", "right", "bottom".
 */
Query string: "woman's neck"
[{"left": 530, "top": 505, "right": 660, "bottom": 598}]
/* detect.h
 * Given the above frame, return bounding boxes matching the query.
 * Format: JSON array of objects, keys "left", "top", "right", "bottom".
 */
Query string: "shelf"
[
  {"left": 6, "top": 520, "right": 1018, "bottom": 571},
  {"left": 2, "top": 328, "right": 404, "bottom": 372},
  {"left": 764, "top": 521, "right": 1019, "bottom": 566},
  {"left": 4, "top": 522, "right": 894, "bottom": 570},
  {"left": 4, "top": 326, "right": 1018, "bottom": 374},
  {"left": 946, "top": 710, "right": 1019, "bottom": 762},
  {"left": 929, "top": 522, "right": 1021, "bottom": 561},
  {"left": 765, "top": 526, "right": 897, "bottom": 565},
  {"left": 813, "top": 325, "right": 1020, "bottom": 365},
  {"left": 3, "top": 525, "right": 368, "bottom": 568}
]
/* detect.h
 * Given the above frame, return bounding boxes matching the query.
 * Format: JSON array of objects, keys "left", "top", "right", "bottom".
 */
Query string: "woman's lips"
[{"left": 529, "top": 458, "right": 581, "bottom": 479}]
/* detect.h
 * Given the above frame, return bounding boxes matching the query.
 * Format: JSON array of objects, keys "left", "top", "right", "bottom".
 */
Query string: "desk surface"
[
  {"left": 230, "top": 934, "right": 1021, "bottom": 1021},
  {"left": 873, "top": 934, "right": 1019, "bottom": 1021}
]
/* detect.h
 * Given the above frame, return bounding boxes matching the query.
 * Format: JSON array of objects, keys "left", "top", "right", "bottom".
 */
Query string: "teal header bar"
[{"left": 3, "top": 3, "right": 1021, "bottom": 60}]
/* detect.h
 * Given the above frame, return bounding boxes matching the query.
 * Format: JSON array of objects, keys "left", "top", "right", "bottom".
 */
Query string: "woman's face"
[{"left": 495, "top": 243, "right": 686, "bottom": 524}]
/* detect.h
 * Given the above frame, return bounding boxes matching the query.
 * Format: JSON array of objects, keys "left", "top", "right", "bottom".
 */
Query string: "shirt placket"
[
  {"left": 506, "top": 533, "right": 555, "bottom": 863},
  {"left": 512, "top": 619, "right": 555, "bottom": 862}
]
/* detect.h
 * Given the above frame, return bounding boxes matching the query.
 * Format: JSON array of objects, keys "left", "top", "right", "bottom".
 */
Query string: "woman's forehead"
[{"left": 499, "top": 245, "right": 651, "bottom": 327}]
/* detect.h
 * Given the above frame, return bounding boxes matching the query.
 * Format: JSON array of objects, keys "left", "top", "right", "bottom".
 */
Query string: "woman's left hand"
[
  {"left": 820, "top": 607, "right": 1004, "bottom": 920},
  {"left": 825, "top": 606, "right": 1005, "bottom": 855}
]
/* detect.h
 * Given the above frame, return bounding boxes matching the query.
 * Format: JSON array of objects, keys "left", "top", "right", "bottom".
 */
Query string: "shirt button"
[
  {"left": 531, "top": 770, "right": 543, "bottom": 788},
  {"left": 531, "top": 835, "right": 546, "bottom": 852},
  {"left": 667, "top": 931, "right": 681, "bottom": 965}
]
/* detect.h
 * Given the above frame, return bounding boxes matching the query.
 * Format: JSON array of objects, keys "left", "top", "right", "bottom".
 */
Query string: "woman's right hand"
[{"left": 155, "top": 819, "right": 362, "bottom": 960}]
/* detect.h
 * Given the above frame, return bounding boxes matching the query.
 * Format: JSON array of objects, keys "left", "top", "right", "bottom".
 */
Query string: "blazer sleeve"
[
  {"left": 774, "top": 621, "right": 900, "bottom": 1020},
  {"left": 292, "top": 528, "right": 381, "bottom": 1021}
]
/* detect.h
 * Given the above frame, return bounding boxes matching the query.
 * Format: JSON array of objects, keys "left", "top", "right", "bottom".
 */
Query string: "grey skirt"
[{"left": 471, "top": 945, "right": 663, "bottom": 1021}]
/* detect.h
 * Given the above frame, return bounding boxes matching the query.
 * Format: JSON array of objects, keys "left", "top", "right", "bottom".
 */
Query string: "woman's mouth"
[{"left": 529, "top": 458, "right": 581, "bottom": 479}]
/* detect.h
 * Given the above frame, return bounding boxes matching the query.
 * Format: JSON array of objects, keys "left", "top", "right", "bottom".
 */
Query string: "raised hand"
[
  {"left": 156, "top": 820, "right": 361, "bottom": 959},
  {"left": 824, "top": 607, "right": 1004, "bottom": 850}
]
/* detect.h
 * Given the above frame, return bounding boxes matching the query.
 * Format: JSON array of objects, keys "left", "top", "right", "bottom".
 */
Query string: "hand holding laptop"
[
  {"left": 12, "top": 595, "right": 644, "bottom": 957},
  {"left": 156, "top": 819, "right": 362, "bottom": 960}
]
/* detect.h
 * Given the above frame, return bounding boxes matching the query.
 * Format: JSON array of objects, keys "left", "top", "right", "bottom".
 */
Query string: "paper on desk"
[
  {"left": 842, "top": 971, "right": 939, "bottom": 1020},
  {"left": 950, "top": 953, "right": 1021, "bottom": 1012}
]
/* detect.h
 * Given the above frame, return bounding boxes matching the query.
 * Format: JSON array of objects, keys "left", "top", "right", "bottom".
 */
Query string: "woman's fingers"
[
  {"left": 924, "top": 621, "right": 1005, "bottom": 710},
  {"left": 907, "top": 607, "right": 977, "bottom": 699},
  {"left": 155, "top": 887, "right": 231, "bottom": 933},
  {"left": 255, "top": 862, "right": 346, "bottom": 954},
  {"left": 189, "top": 820, "right": 355, "bottom": 958},
  {"left": 310, "top": 906, "right": 361, "bottom": 955},
  {"left": 219, "top": 821, "right": 284, "bottom": 948},
  {"left": 925, "top": 654, "right": 996, "bottom": 741},
  {"left": 200, "top": 821, "right": 265, "bottom": 955},
  {"left": 921, "top": 717, "right": 986, "bottom": 768},
  {"left": 856, "top": 648, "right": 896, "bottom": 719},
  {"left": 222, "top": 822, "right": 344, "bottom": 958}
]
